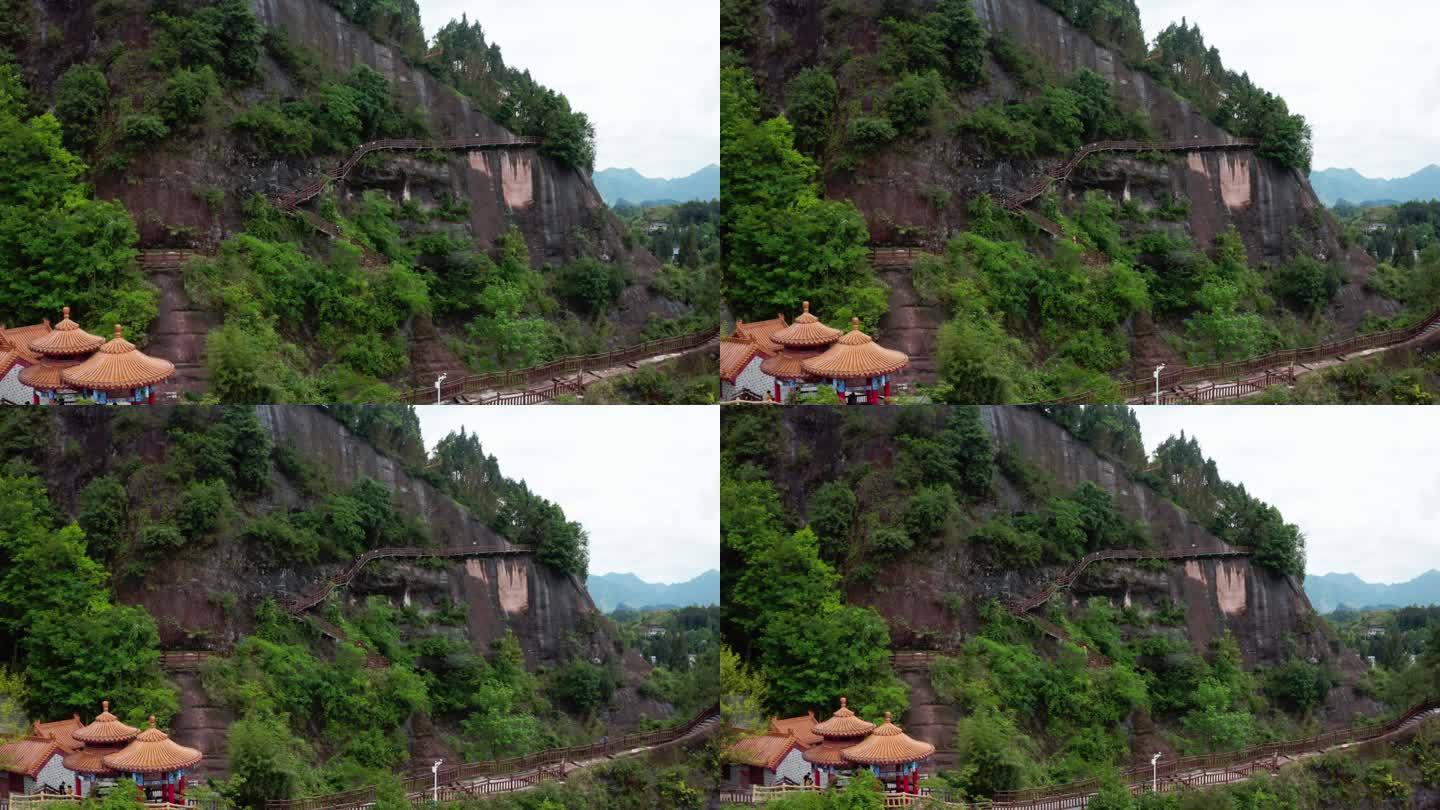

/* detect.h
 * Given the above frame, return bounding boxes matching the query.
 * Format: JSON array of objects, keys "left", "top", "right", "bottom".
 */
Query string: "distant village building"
[
  {"left": 719, "top": 315, "right": 787, "bottom": 400},
  {"left": 0, "top": 703, "right": 201, "bottom": 804},
  {"left": 725, "top": 698, "right": 934, "bottom": 796},
  {"left": 722, "top": 302, "right": 909, "bottom": 404},
  {"left": 1, "top": 309, "right": 174, "bottom": 405}
]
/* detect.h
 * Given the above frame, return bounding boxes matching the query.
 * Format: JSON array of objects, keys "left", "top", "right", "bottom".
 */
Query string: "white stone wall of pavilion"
[
  {"left": 0, "top": 364, "right": 31, "bottom": 405},
  {"left": 24, "top": 752, "right": 74, "bottom": 794},
  {"left": 722, "top": 355, "right": 774, "bottom": 400},
  {"left": 772, "top": 747, "right": 809, "bottom": 785}
]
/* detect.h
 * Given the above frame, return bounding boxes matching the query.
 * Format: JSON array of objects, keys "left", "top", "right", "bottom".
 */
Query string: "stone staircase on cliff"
[
  {"left": 138, "top": 249, "right": 212, "bottom": 398},
  {"left": 870, "top": 247, "right": 939, "bottom": 388}
]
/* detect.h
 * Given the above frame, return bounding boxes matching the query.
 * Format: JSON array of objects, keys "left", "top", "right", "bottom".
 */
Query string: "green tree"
[
  {"left": 157, "top": 66, "right": 219, "bottom": 130},
  {"left": 53, "top": 63, "right": 109, "bottom": 152},
  {"left": 885, "top": 70, "right": 944, "bottom": 137},
  {"left": 23, "top": 603, "right": 176, "bottom": 723},
  {"left": 785, "top": 68, "right": 838, "bottom": 156},
  {"left": 76, "top": 475, "right": 128, "bottom": 560}
]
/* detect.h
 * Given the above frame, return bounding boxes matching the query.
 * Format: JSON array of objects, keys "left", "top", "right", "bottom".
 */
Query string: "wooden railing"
[
  {"left": 270, "top": 136, "right": 541, "bottom": 212},
  {"left": 996, "top": 138, "right": 1260, "bottom": 211},
  {"left": 265, "top": 704, "right": 719, "bottom": 810},
  {"left": 726, "top": 701, "right": 1439, "bottom": 808},
  {"left": 398, "top": 325, "right": 720, "bottom": 404},
  {"left": 1045, "top": 308, "right": 1440, "bottom": 404},
  {"left": 1003, "top": 547, "right": 1251, "bottom": 614},
  {"left": 285, "top": 544, "right": 527, "bottom": 613}
]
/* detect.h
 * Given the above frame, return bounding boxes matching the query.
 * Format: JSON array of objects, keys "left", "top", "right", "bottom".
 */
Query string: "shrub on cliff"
[
  {"left": 53, "top": 63, "right": 109, "bottom": 152},
  {"left": 152, "top": 0, "right": 262, "bottom": 86},
  {"left": 555, "top": 257, "right": 629, "bottom": 316},
  {"left": 157, "top": 66, "right": 219, "bottom": 130},
  {"left": 785, "top": 67, "right": 838, "bottom": 156}
]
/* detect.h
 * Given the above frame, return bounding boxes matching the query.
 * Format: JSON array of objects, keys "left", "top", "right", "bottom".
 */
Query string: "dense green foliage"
[
  {"left": 53, "top": 63, "right": 109, "bottom": 152},
  {"left": 0, "top": 64, "right": 151, "bottom": 333},
  {"left": 721, "top": 63, "right": 885, "bottom": 327},
  {"left": 721, "top": 411, "right": 908, "bottom": 720},
  {"left": 0, "top": 447, "right": 177, "bottom": 726},
  {"left": 232, "top": 65, "right": 428, "bottom": 157}
]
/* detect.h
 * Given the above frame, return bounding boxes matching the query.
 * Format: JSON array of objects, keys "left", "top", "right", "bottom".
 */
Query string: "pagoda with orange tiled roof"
[
  {"left": 62, "top": 325, "right": 175, "bottom": 405},
  {"left": 63, "top": 701, "right": 140, "bottom": 797},
  {"left": 4, "top": 309, "right": 173, "bottom": 405},
  {"left": 803, "top": 697, "right": 876, "bottom": 788},
  {"left": 841, "top": 711, "right": 934, "bottom": 795},
  {"left": 101, "top": 716, "right": 201, "bottom": 804},
  {"left": 760, "top": 301, "right": 843, "bottom": 403},
  {"left": 801, "top": 318, "right": 908, "bottom": 404}
]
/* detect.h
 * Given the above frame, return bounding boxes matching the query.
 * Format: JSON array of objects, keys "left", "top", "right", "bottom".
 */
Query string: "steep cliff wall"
[
  {"left": 754, "top": 0, "right": 1339, "bottom": 265},
  {"left": 767, "top": 406, "right": 1373, "bottom": 761},
  {"left": 40, "top": 407, "right": 660, "bottom": 776}
]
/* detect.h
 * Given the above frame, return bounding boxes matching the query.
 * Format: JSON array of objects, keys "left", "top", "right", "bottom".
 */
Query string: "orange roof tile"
[
  {"left": 801, "top": 319, "right": 909, "bottom": 380},
  {"left": 18, "top": 359, "right": 80, "bottom": 391},
  {"left": 61, "top": 326, "right": 175, "bottom": 392},
  {"left": 759, "top": 349, "right": 820, "bottom": 381},
  {"left": 101, "top": 717, "right": 202, "bottom": 775},
  {"left": 771, "top": 302, "right": 843, "bottom": 349},
  {"left": 841, "top": 713, "right": 934, "bottom": 766},
  {"left": 33, "top": 715, "right": 83, "bottom": 753},
  {"left": 801, "top": 739, "right": 851, "bottom": 766},
  {"left": 737, "top": 315, "right": 787, "bottom": 355},
  {"left": 29, "top": 308, "right": 104, "bottom": 357},
  {"left": 769, "top": 713, "right": 822, "bottom": 746},
  {"left": 0, "top": 738, "right": 62, "bottom": 778},
  {"left": 73, "top": 702, "right": 140, "bottom": 746},
  {"left": 811, "top": 697, "right": 875, "bottom": 739},
  {"left": 719, "top": 334, "right": 761, "bottom": 383},
  {"left": 728, "top": 730, "right": 803, "bottom": 771},
  {"left": 4, "top": 322, "right": 53, "bottom": 354},
  {"left": 63, "top": 748, "right": 116, "bottom": 775}
]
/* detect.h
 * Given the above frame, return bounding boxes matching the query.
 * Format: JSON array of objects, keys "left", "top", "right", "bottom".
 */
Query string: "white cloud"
[
  {"left": 417, "top": 407, "right": 718, "bottom": 583},
  {"left": 417, "top": 0, "right": 718, "bottom": 178},
  {"left": 1131, "top": 406, "right": 1440, "bottom": 584},
  {"left": 1136, "top": 0, "right": 1440, "bottom": 177}
]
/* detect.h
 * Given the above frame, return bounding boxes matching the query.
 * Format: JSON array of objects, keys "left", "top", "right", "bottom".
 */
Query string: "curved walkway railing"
[
  {"left": 285, "top": 544, "right": 527, "bottom": 613},
  {"left": 270, "top": 136, "right": 541, "bottom": 212},
  {"left": 1043, "top": 308, "right": 1440, "bottom": 404},
  {"left": 735, "top": 700, "right": 1440, "bottom": 807},
  {"left": 995, "top": 138, "right": 1260, "bottom": 211},
  {"left": 265, "top": 703, "right": 720, "bottom": 810},
  {"left": 1003, "top": 546, "right": 1251, "bottom": 614},
  {"left": 399, "top": 325, "right": 720, "bottom": 404}
]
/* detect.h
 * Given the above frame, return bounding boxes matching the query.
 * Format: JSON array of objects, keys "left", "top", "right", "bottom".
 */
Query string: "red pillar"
[
  {"left": 149, "top": 389, "right": 157, "bottom": 405},
  {"left": 180, "top": 775, "right": 186, "bottom": 800},
  {"left": 867, "top": 388, "right": 878, "bottom": 405},
  {"left": 884, "top": 381, "right": 891, "bottom": 400},
  {"left": 835, "top": 387, "right": 845, "bottom": 403},
  {"left": 774, "top": 381, "right": 781, "bottom": 402},
  {"left": 75, "top": 776, "right": 81, "bottom": 796}
]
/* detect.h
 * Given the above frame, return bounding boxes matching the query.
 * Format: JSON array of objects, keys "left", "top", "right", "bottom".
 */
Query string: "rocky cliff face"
[
  {"left": 21, "top": 0, "right": 674, "bottom": 361},
  {"left": 40, "top": 406, "right": 662, "bottom": 776},
  {"left": 748, "top": 0, "right": 1388, "bottom": 342},
  {"left": 767, "top": 406, "right": 1374, "bottom": 762}
]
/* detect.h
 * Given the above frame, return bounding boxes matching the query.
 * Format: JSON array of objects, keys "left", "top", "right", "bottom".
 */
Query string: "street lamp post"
[
  {"left": 435, "top": 373, "right": 448, "bottom": 405},
  {"left": 1152, "top": 364, "right": 1165, "bottom": 405},
  {"left": 1151, "top": 752, "right": 1161, "bottom": 793},
  {"left": 432, "top": 760, "right": 443, "bottom": 803}
]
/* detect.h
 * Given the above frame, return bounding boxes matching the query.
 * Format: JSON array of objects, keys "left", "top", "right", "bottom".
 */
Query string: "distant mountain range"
[
  {"left": 1305, "top": 570, "right": 1440, "bottom": 613},
  {"left": 593, "top": 164, "right": 719, "bottom": 206},
  {"left": 587, "top": 569, "right": 719, "bottom": 613},
  {"left": 1312, "top": 166, "right": 1440, "bottom": 206}
]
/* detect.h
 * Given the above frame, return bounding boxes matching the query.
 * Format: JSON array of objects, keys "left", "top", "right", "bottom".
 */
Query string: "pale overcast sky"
[
  {"left": 417, "top": 407, "right": 718, "bottom": 583},
  {"left": 417, "top": 1, "right": 718, "bottom": 179},
  {"left": 1136, "top": 0, "right": 1439, "bottom": 178},
  {"left": 1132, "top": 407, "right": 1440, "bottom": 585}
]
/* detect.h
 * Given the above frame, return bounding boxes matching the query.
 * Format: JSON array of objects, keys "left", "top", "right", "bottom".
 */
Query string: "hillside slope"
[
  {"left": 26, "top": 406, "right": 666, "bottom": 780},
  {"left": 9, "top": 0, "right": 699, "bottom": 399},
  {"left": 725, "top": 0, "right": 1396, "bottom": 395},
  {"left": 724, "top": 405, "right": 1377, "bottom": 783}
]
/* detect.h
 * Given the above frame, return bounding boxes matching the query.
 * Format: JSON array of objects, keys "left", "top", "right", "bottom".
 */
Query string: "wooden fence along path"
[
  {"left": 995, "top": 137, "right": 1260, "bottom": 212},
  {"left": 398, "top": 326, "right": 721, "bottom": 404},
  {"left": 728, "top": 703, "right": 1440, "bottom": 808},
  {"left": 269, "top": 136, "right": 542, "bottom": 212},
  {"left": 989, "top": 137, "right": 1440, "bottom": 404},
  {"left": 264, "top": 704, "right": 721, "bottom": 810}
]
